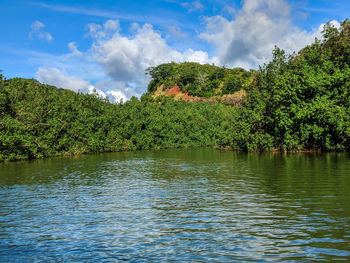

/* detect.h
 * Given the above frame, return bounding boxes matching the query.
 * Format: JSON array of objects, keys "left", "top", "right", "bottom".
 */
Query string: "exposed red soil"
[
  {"left": 164, "top": 85, "right": 183, "bottom": 96},
  {"left": 163, "top": 85, "right": 192, "bottom": 101},
  {"left": 160, "top": 85, "right": 245, "bottom": 106}
]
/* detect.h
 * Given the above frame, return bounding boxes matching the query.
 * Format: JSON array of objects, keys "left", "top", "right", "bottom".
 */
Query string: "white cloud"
[
  {"left": 181, "top": 1, "right": 205, "bottom": 12},
  {"left": 29, "top": 20, "right": 53, "bottom": 42},
  {"left": 39, "top": 32, "right": 53, "bottom": 42},
  {"left": 166, "top": 25, "right": 187, "bottom": 39},
  {"left": 36, "top": 67, "right": 134, "bottom": 103},
  {"left": 200, "top": 0, "right": 337, "bottom": 68},
  {"left": 223, "top": 5, "right": 236, "bottom": 16},
  {"left": 30, "top": 21, "right": 44, "bottom": 33},
  {"left": 36, "top": 67, "right": 91, "bottom": 93},
  {"left": 67, "top": 42, "right": 83, "bottom": 57},
  {"left": 86, "top": 19, "right": 120, "bottom": 39},
  {"left": 104, "top": 19, "right": 120, "bottom": 32},
  {"left": 94, "top": 79, "right": 140, "bottom": 102},
  {"left": 107, "top": 90, "right": 127, "bottom": 102},
  {"left": 36, "top": 68, "right": 126, "bottom": 102},
  {"left": 88, "top": 85, "right": 107, "bottom": 99}
]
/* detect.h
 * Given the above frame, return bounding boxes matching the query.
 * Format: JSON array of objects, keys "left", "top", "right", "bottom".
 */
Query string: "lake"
[{"left": 1, "top": 148, "right": 349, "bottom": 262}]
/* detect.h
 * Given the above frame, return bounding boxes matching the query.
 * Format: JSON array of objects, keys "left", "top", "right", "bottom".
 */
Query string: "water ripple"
[{"left": 1, "top": 149, "right": 350, "bottom": 262}]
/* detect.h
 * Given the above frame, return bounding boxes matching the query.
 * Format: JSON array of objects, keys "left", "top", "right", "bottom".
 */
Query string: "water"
[{"left": 0, "top": 148, "right": 349, "bottom": 262}]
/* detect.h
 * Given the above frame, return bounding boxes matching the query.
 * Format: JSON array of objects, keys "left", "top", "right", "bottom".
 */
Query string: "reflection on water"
[{"left": 0, "top": 149, "right": 349, "bottom": 262}]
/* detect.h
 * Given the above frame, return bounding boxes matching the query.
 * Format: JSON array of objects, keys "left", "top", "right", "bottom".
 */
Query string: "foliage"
[
  {"left": 146, "top": 62, "right": 252, "bottom": 97},
  {"left": 0, "top": 78, "right": 238, "bottom": 161}
]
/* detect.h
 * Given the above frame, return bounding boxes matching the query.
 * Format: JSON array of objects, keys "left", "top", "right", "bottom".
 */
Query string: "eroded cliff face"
[{"left": 152, "top": 84, "right": 246, "bottom": 106}]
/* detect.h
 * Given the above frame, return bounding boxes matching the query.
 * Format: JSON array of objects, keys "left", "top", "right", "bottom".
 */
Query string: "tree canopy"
[{"left": 146, "top": 62, "right": 253, "bottom": 98}]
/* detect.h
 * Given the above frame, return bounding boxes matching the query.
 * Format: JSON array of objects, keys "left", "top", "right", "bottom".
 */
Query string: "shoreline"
[{"left": 2, "top": 145, "right": 347, "bottom": 164}]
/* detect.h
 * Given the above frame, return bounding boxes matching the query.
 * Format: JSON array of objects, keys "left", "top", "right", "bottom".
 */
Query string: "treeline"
[
  {"left": 0, "top": 77, "right": 239, "bottom": 161},
  {"left": 147, "top": 62, "right": 253, "bottom": 97},
  {"left": 0, "top": 19, "right": 349, "bottom": 161}
]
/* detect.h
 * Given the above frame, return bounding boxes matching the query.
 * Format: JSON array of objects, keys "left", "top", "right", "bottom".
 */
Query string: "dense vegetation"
[
  {"left": 0, "top": 76, "right": 239, "bottom": 161},
  {"left": 0, "top": 19, "right": 349, "bottom": 161},
  {"left": 228, "top": 19, "right": 350, "bottom": 152},
  {"left": 146, "top": 62, "right": 253, "bottom": 97}
]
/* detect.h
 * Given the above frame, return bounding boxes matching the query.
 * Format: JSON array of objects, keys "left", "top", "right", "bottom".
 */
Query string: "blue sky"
[{"left": 0, "top": 0, "right": 349, "bottom": 101}]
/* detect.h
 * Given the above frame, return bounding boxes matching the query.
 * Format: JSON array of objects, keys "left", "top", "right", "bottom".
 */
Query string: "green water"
[{"left": 1, "top": 148, "right": 349, "bottom": 262}]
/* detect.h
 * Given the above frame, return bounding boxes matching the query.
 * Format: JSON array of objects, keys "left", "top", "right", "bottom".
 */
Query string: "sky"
[{"left": 0, "top": 0, "right": 349, "bottom": 101}]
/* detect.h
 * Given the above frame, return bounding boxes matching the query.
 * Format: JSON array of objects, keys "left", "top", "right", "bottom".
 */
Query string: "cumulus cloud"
[
  {"left": 36, "top": 67, "right": 91, "bottom": 93},
  {"left": 181, "top": 1, "right": 205, "bottom": 12},
  {"left": 67, "top": 42, "right": 83, "bottom": 57},
  {"left": 107, "top": 90, "right": 128, "bottom": 102},
  {"left": 36, "top": 67, "right": 135, "bottom": 103},
  {"left": 86, "top": 20, "right": 120, "bottom": 39},
  {"left": 94, "top": 80, "right": 140, "bottom": 102},
  {"left": 200, "top": 0, "right": 336, "bottom": 68},
  {"left": 29, "top": 20, "right": 53, "bottom": 42}
]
